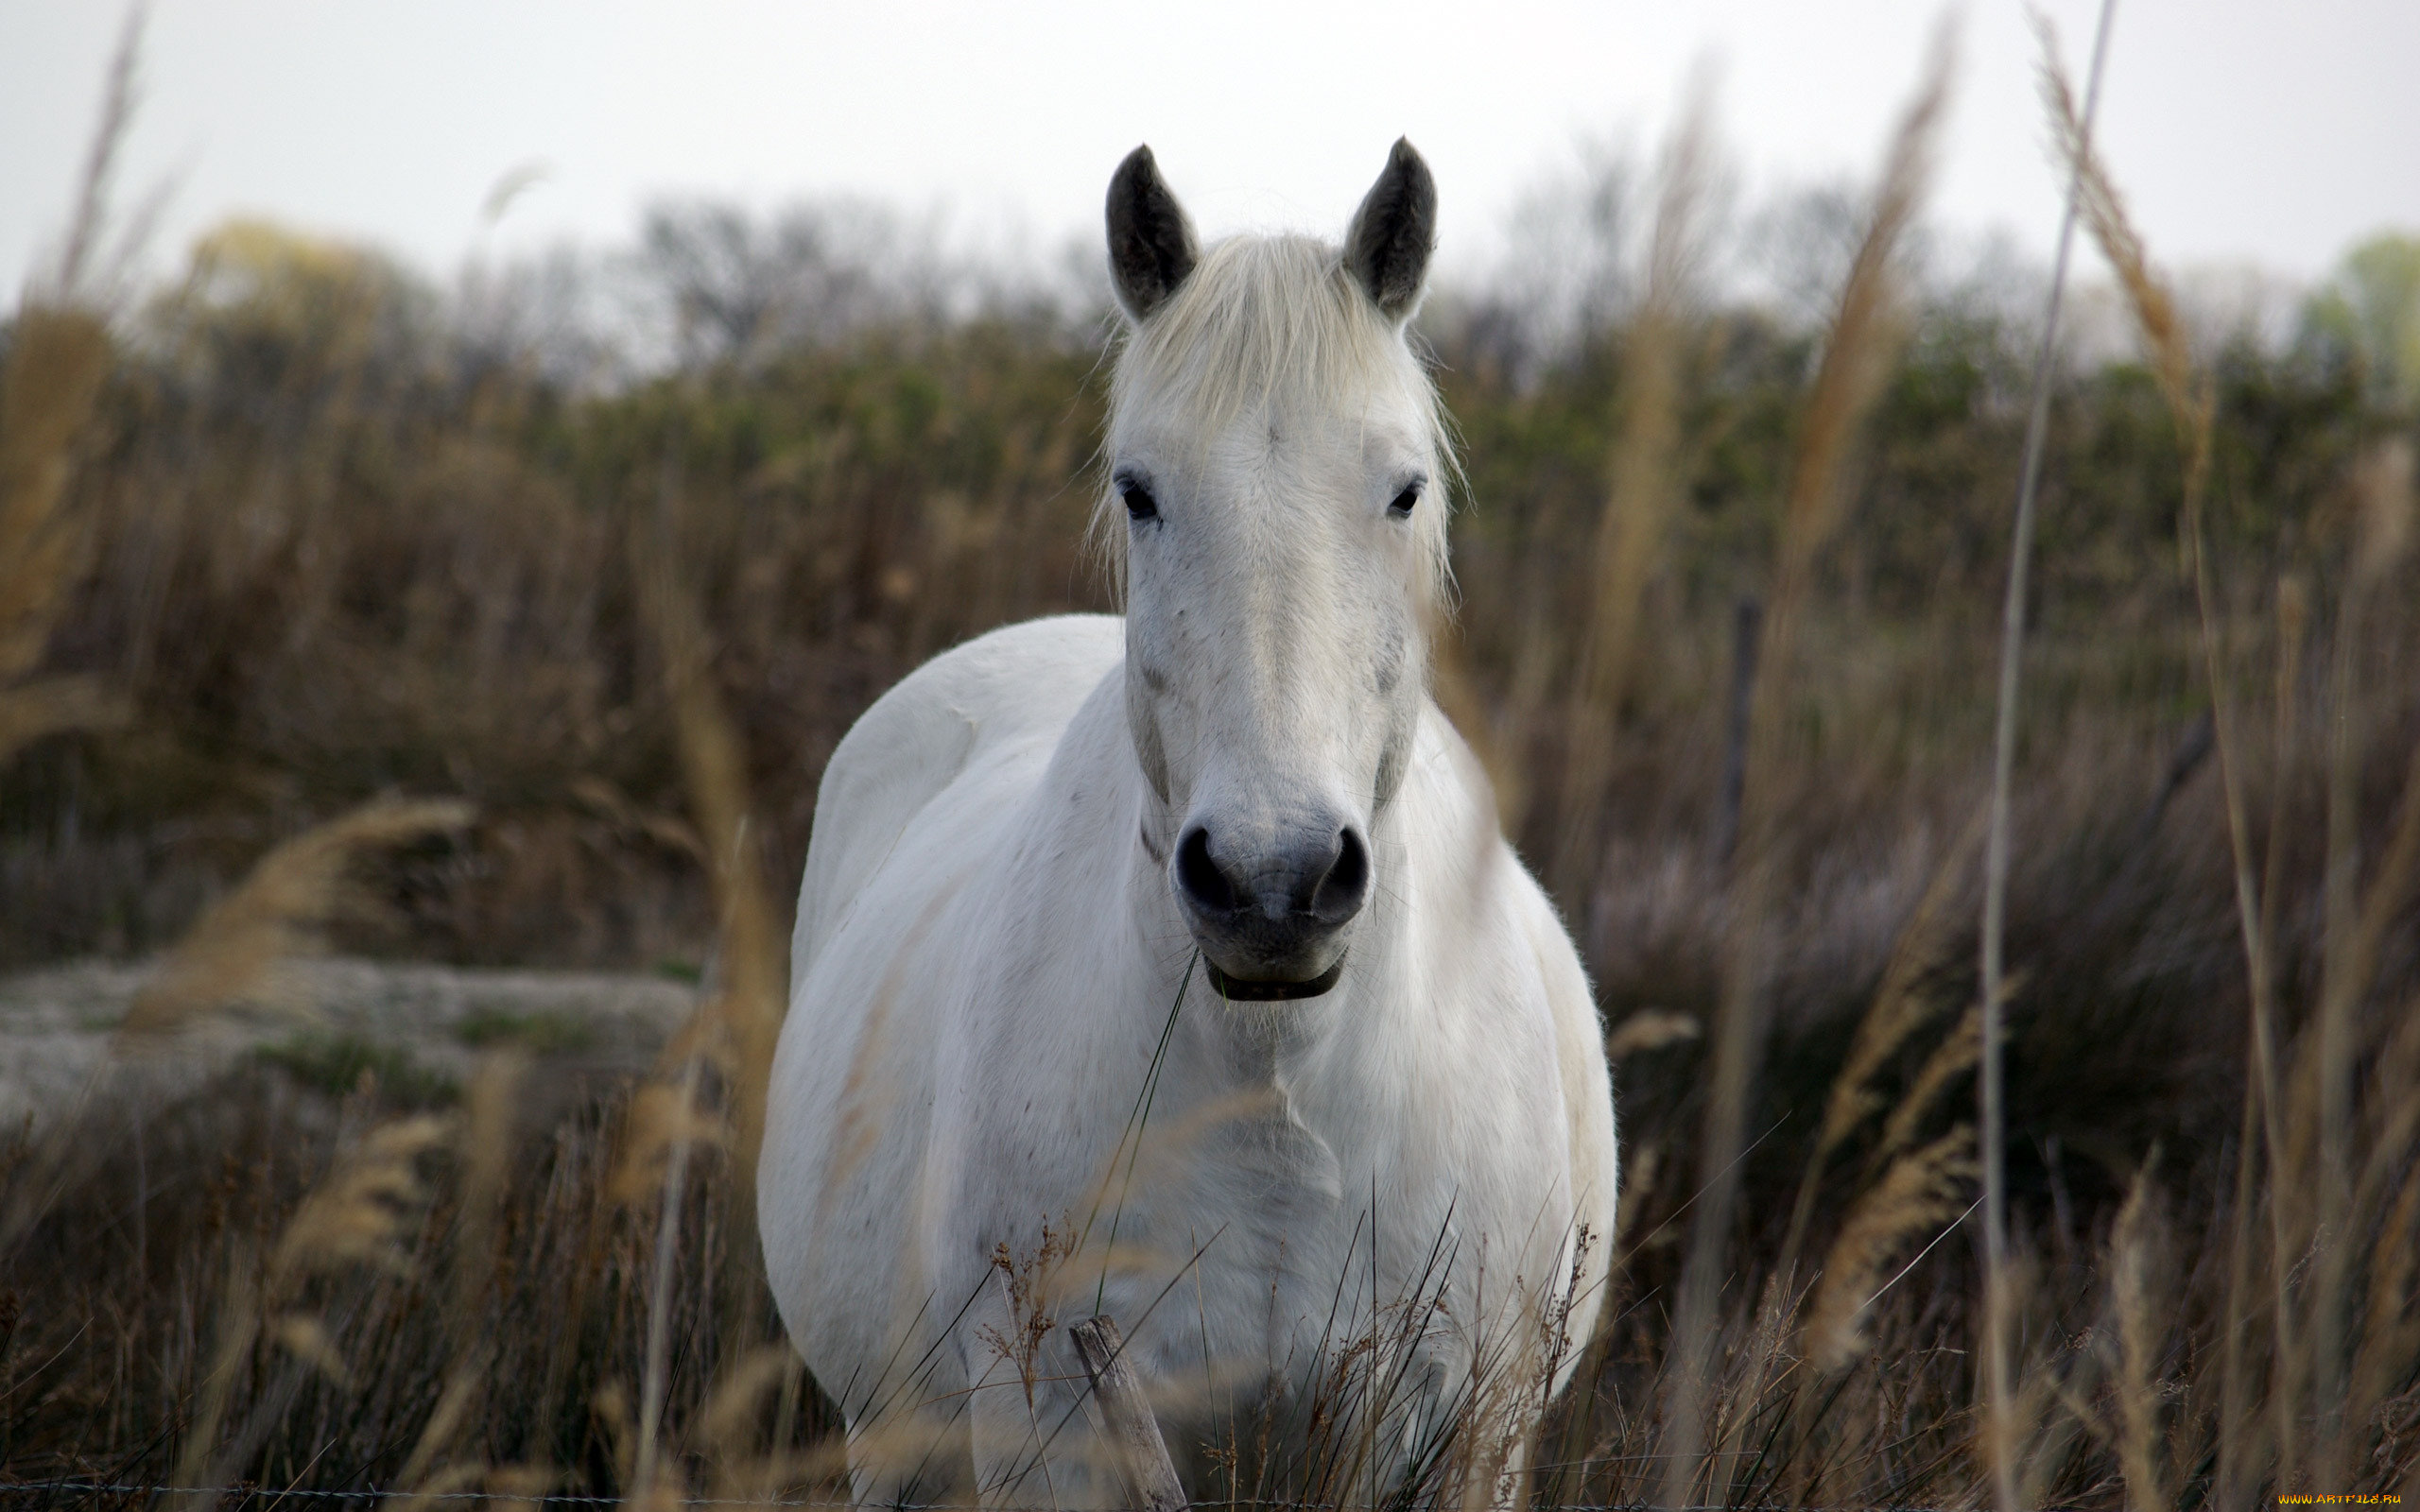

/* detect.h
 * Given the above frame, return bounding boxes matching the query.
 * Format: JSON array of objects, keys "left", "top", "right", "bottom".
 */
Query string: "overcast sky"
[{"left": 4, "top": 0, "right": 2415, "bottom": 301}]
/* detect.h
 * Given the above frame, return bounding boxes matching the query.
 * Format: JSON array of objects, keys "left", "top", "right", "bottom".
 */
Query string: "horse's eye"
[
  {"left": 1388, "top": 484, "right": 1421, "bottom": 517},
  {"left": 1120, "top": 480, "right": 1159, "bottom": 522}
]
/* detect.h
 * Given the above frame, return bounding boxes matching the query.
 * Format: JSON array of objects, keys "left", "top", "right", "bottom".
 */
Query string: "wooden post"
[
  {"left": 1068, "top": 1314, "right": 1187, "bottom": 1512},
  {"left": 1711, "top": 593, "right": 1763, "bottom": 869}
]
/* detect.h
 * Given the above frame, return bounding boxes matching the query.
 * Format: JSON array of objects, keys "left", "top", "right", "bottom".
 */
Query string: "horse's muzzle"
[{"left": 1171, "top": 820, "right": 1367, "bottom": 993}]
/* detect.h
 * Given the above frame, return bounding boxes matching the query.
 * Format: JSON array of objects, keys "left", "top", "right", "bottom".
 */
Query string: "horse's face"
[{"left": 1103, "top": 143, "right": 1443, "bottom": 998}]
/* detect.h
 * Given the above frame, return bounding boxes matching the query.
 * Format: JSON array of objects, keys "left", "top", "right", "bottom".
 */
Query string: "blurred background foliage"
[
  {"left": 5, "top": 180, "right": 2418, "bottom": 1254},
  {"left": 5, "top": 96, "right": 2420, "bottom": 1492}
]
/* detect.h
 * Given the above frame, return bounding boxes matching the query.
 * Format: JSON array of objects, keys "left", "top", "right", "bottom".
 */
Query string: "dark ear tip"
[
  {"left": 1110, "top": 146, "right": 1161, "bottom": 202},
  {"left": 1347, "top": 136, "right": 1439, "bottom": 322},
  {"left": 1107, "top": 144, "right": 1196, "bottom": 321}
]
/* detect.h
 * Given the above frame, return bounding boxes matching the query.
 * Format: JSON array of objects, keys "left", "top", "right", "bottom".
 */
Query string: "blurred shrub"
[{"left": 1, "top": 206, "right": 2411, "bottom": 1227}]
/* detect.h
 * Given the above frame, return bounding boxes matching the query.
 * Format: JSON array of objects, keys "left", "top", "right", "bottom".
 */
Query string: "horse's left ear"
[{"left": 1345, "top": 138, "right": 1437, "bottom": 324}]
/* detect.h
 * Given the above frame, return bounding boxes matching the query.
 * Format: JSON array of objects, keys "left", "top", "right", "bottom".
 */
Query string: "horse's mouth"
[{"left": 1203, "top": 954, "right": 1345, "bottom": 1001}]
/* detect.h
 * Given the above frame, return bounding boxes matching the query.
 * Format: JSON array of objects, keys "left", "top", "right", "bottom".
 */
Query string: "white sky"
[{"left": 4, "top": 0, "right": 2416, "bottom": 301}]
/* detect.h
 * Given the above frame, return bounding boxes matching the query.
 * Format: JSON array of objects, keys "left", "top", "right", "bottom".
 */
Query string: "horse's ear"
[
  {"left": 1106, "top": 146, "right": 1198, "bottom": 322},
  {"left": 1344, "top": 138, "right": 1437, "bottom": 324}
]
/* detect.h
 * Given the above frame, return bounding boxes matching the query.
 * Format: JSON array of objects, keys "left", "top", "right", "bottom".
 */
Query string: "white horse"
[{"left": 759, "top": 141, "right": 1616, "bottom": 1506}]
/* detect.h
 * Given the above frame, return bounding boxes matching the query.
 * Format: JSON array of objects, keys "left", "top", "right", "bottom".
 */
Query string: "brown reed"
[
  {"left": 174, "top": 1111, "right": 452, "bottom": 1508},
  {"left": 1658, "top": 25, "right": 1952, "bottom": 1506},
  {"left": 2220, "top": 574, "right": 2310, "bottom": 1503},
  {"left": 2055, "top": 34, "right": 2420, "bottom": 1493},
  {"left": 1548, "top": 79, "right": 1715, "bottom": 901},
  {"left": 1781, "top": 804, "right": 1984, "bottom": 1267},
  {"left": 0, "top": 6, "right": 145, "bottom": 770},
  {"left": 616, "top": 469, "right": 794, "bottom": 1505},
  {"left": 1875, "top": 1002, "right": 1983, "bottom": 1162},
  {"left": 1802, "top": 1124, "right": 1977, "bottom": 1373},
  {"left": 1601, "top": 1007, "right": 1702, "bottom": 1062},
  {"left": 2047, "top": 39, "right": 2291, "bottom": 1501},
  {"left": 392, "top": 1050, "right": 528, "bottom": 1491},
  {"left": 2109, "top": 1158, "right": 2169, "bottom": 1512},
  {"left": 0, "top": 304, "right": 124, "bottom": 768},
  {"left": 119, "top": 797, "right": 475, "bottom": 1035}
]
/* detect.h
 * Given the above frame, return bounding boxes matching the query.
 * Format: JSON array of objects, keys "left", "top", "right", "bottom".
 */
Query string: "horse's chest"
[
  {"left": 1184, "top": 1094, "right": 1350, "bottom": 1329},
  {"left": 1100, "top": 1079, "right": 1459, "bottom": 1381}
]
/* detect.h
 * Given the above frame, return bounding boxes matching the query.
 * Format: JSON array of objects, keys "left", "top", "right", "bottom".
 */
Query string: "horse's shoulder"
[
  {"left": 900, "top": 613, "right": 1126, "bottom": 722},
  {"left": 794, "top": 615, "right": 1125, "bottom": 976}
]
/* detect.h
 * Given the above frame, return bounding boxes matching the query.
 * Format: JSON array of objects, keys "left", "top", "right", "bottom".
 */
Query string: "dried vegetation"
[{"left": 4, "top": 17, "right": 2420, "bottom": 1511}]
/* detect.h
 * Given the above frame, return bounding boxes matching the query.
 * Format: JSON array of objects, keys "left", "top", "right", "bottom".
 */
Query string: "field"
[{"left": 4, "top": 28, "right": 2420, "bottom": 1511}]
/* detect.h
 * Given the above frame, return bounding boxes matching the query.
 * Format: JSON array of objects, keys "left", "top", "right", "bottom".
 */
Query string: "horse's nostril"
[
  {"left": 1174, "top": 826, "right": 1241, "bottom": 915},
  {"left": 1313, "top": 827, "right": 1371, "bottom": 924}
]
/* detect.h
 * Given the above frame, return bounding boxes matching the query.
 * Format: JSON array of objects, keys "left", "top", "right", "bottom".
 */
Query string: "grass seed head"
[
  {"left": 1604, "top": 1008, "right": 1703, "bottom": 1062},
  {"left": 0, "top": 674, "right": 129, "bottom": 766},
  {"left": 2043, "top": 30, "right": 2211, "bottom": 461},
  {"left": 273, "top": 1311, "right": 354, "bottom": 1389},
  {"left": 1805, "top": 1124, "right": 1979, "bottom": 1372},
  {"left": 121, "top": 796, "right": 473, "bottom": 1035},
  {"left": 611, "top": 1078, "right": 732, "bottom": 1205},
  {"left": 270, "top": 1113, "right": 451, "bottom": 1285},
  {"left": 697, "top": 1344, "right": 799, "bottom": 1461},
  {"left": 1818, "top": 814, "right": 1984, "bottom": 1162},
  {"left": 1877, "top": 1002, "right": 1985, "bottom": 1160},
  {"left": 2110, "top": 1157, "right": 2170, "bottom": 1512}
]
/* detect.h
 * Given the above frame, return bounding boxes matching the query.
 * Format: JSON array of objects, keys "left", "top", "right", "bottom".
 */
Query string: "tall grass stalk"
[
  {"left": 624, "top": 457, "right": 793, "bottom": 1501},
  {"left": 52, "top": 3, "right": 147, "bottom": 301},
  {"left": 2051, "top": 33, "right": 2420, "bottom": 1497},
  {"left": 0, "top": 6, "right": 145, "bottom": 769},
  {"left": 2110, "top": 1157, "right": 2169, "bottom": 1511},
  {"left": 631, "top": 1046, "right": 706, "bottom": 1503},
  {"left": 2048, "top": 43, "right": 2298, "bottom": 1496},
  {"left": 1657, "top": 26, "right": 1950, "bottom": 1506},
  {"left": 1979, "top": 7, "right": 2116, "bottom": 1506},
  {"left": 1549, "top": 77, "right": 1715, "bottom": 905},
  {"left": 2219, "top": 575, "right": 2308, "bottom": 1504},
  {"left": 2314, "top": 438, "right": 2420, "bottom": 1470}
]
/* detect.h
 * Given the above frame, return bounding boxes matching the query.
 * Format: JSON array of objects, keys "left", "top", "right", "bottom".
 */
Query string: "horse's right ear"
[{"left": 1106, "top": 145, "right": 1198, "bottom": 322}]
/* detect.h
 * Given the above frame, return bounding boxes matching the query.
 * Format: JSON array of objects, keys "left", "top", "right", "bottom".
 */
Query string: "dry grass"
[
  {"left": 0, "top": 305, "right": 125, "bottom": 768},
  {"left": 2039, "top": 34, "right": 2420, "bottom": 1510},
  {"left": 1802, "top": 1125, "right": 1977, "bottom": 1374},
  {"left": 1544, "top": 79, "right": 1715, "bottom": 896},
  {"left": 2107, "top": 1160, "right": 2169, "bottom": 1512},
  {"left": 4, "top": 14, "right": 2419, "bottom": 1511},
  {"left": 0, "top": 9, "right": 142, "bottom": 772},
  {"left": 120, "top": 797, "right": 475, "bottom": 1034},
  {"left": 1658, "top": 27, "right": 1953, "bottom": 1508}
]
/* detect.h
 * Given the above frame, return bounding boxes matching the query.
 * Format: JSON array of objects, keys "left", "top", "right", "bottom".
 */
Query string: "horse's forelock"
[{"left": 1097, "top": 233, "right": 1456, "bottom": 602}]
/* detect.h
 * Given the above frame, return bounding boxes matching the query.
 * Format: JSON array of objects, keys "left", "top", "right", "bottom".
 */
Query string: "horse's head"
[{"left": 1102, "top": 141, "right": 1448, "bottom": 1000}]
